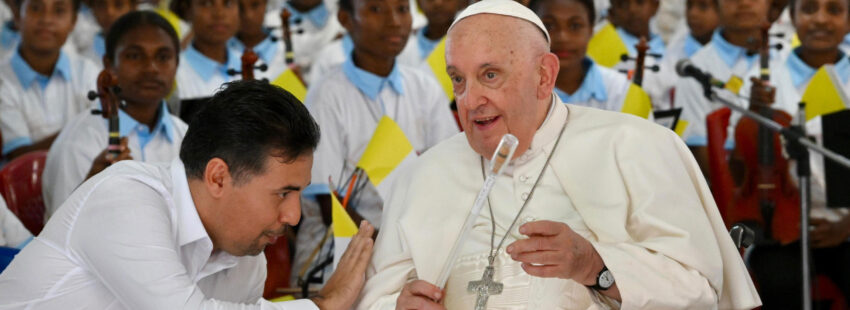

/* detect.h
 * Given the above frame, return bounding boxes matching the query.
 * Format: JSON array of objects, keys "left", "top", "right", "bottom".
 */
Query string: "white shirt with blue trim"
[
  {"left": 655, "top": 31, "right": 706, "bottom": 109},
  {"left": 79, "top": 32, "right": 106, "bottom": 66},
  {"left": 0, "top": 49, "right": 99, "bottom": 156},
  {"left": 42, "top": 101, "right": 189, "bottom": 218},
  {"left": 308, "top": 33, "right": 424, "bottom": 87},
  {"left": 295, "top": 57, "right": 458, "bottom": 285},
  {"left": 0, "top": 195, "right": 32, "bottom": 249},
  {"left": 68, "top": 5, "right": 100, "bottom": 55},
  {"left": 0, "top": 20, "right": 19, "bottom": 61},
  {"left": 262, "top": 0, "right": 343, "bottom": 77},
  {"left": 674, "top": 30, "right": 782, "bottom": 147},
  {"left": 0, "top": 159, "right": 319, "bottom": 309},
  {"left": 175, "top": 44, "right": 241, "bottom": 102},
  {"left": 554, "top": 58, "right": 632, "bottom": 112},
  {"left": 611, "top": 26, "right": 668, "bottom": 110},
  {"left": 228, "top": 32, "right": 289, "bottom": 82}
]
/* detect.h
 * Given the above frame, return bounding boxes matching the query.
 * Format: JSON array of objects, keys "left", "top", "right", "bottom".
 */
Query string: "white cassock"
[
  {"left": 293, "top": 59, "right": 458, "bottom": 286},
  {"left": 42, "top": 102, "right": 188, "bottom": 219},
  {"left": 739, "top": 50, "right": 850, "bottom": 217},
  {"left": 554, "top": 58, "right": 631, "bottom": 112},
  {"left": 359, "top": 95, "right": 761, "bottom": 309},
  {"left": 674, "top": 30, "right": 782, "bottom": 147},
  {"left": 307, "top": 34, "right": 425, "bottom": 86}
]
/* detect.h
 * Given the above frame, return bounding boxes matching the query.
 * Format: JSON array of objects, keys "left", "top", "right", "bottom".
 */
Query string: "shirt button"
[
  {"left": 519, "top": 175, "right": 529, "bottom": 183},
  {"left": 521, "top": 192, "right": 529, "bottom": 201}
]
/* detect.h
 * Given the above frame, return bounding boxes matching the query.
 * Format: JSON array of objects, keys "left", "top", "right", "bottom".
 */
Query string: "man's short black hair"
[
  {"left": 16, "top": 0, "right": 81, "bottom": 15},
  {"left": 529, "top": 0, "right": 596, "bottom": 25},
  {"left": 180, "top": 80, "right": 321, "bottom": 183},
  {"left": 105, "top": 11, "right": 180, "bottom": 63}
]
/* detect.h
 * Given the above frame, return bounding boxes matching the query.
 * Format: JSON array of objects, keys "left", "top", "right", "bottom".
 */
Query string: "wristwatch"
[{"left": 589, "top": 266, "right": 615, "bottom": 291}]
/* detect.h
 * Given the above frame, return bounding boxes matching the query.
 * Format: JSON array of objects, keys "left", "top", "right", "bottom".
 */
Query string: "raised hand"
[{"left": 312, "top": 221, "right": 375, "bottom": 310}]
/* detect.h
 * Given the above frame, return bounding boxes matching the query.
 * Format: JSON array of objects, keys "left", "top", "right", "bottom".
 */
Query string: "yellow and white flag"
[
  {"left": 801, "top": 65, "right": 849, "bottom": 121},
  {"left": 426, "top": 38, "right": 454, "bottom": 101},
  {"left": 331, "top": 193, "right": 358, "bottom": 270},
  {"left": 271, "top": 69, "right": 308, "bottom": 103},
  {"left": 621, "top": 83, "right": 652, "bottom": 119},
  {"left": 587, "top": 23, "right": 629, "bottom": 68},
  {"left": 357, "top": 116, "right": 417, "bottom": 200}
]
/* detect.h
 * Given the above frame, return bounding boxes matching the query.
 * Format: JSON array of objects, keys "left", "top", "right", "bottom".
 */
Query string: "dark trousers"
[{"left": 749, "top": 242, "right": 850, "bottom": 309}]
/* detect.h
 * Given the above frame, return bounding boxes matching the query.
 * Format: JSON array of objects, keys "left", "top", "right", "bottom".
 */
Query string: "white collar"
[{"left": 513, "top": 94, "right": 568, "bottom": 166}]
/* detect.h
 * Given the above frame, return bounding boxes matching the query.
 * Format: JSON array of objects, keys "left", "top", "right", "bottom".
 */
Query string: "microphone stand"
[{"left": 696, "top": 83, "right": 850, "bottom": 310}]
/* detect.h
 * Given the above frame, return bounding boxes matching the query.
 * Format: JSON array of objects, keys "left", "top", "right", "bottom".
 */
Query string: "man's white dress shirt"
[{"left": 0, "top": 159, "right": 318, "bottom": 309}]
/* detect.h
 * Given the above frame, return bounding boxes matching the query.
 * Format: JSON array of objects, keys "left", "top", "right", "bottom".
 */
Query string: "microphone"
[{"left": 676, "top": 59, "right": 726, "bottom": 88}]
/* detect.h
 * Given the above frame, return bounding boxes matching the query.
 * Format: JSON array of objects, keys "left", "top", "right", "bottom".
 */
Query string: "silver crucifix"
[{"left": 467, "top": 265, "right": 503, "bottom": 310}]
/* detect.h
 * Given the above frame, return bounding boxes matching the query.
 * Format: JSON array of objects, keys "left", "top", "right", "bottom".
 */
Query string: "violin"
[
  {"left": 87, "top": 70, "right": 122, "bottom": 159},
  {"left": 281, "top": 8, "right": 295, "bottom": 66},
  {"left": 632, "top": 37, "right": 650, "bottom": 87},
  {"left": 280, "top": 8, "right": 306, "bottom": 84},
  {"left": 728, "top": 23, "right": 799, "bottom": 245},
  {"left": 620, "top": 37, "right": 659, "bottom": 83},
  {"left": 227, "top": 47, "right": 267, "bottom": 81}
]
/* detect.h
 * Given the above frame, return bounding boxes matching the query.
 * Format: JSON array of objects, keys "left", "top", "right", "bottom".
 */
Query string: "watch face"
[{"left": 598, "top": 270, "right": 615, "bottom": 289}]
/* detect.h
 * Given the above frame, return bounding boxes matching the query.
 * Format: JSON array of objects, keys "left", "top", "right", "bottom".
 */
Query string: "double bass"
[
  {"left": 87, "top": 70, "right": 122, "bottom": 159},
  {"left": 728, "top": 24, "right": 799, "bottom": 245}
]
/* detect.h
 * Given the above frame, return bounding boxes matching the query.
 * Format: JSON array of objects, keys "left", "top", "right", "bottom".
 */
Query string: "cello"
[
  {"left": 728, "top": 23, "right": 799, "bottom": 245},
  {"left": 87, "top": 70, "right": 122, "bottom": 159}
]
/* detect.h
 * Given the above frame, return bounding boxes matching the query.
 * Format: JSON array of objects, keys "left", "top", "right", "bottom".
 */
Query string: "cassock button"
[{"left": 521, "top": 192, "right": 529, "bottom": 201}]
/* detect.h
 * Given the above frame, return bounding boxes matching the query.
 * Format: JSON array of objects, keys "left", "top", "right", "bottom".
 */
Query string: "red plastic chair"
[
  {"left": 263, "top": 237, "right": 292, "bottom": 299},
  {"left": 0, "top": 151, "right": 48, "bottom": 235},
  {"left": 706, "top": 107, "right": 734, "bottom": 222}
]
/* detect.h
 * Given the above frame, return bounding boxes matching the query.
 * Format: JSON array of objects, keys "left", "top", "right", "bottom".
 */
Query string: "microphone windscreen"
[{"left": 676, "top": 59, "right": 693, "bottom": 77}]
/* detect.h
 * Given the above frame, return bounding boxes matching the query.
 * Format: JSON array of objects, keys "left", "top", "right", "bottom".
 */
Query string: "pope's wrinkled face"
[{"left": 446, "top": 14, "right": 556, "bottom": 159}]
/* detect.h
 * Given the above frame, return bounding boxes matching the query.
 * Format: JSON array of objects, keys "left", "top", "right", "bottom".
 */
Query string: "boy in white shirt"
[
  {"left": 0, "top": 0, "right": 99, "bottom": 160},
  {"left": 42, "top": 11, "right": 188, "bottom": 218}
]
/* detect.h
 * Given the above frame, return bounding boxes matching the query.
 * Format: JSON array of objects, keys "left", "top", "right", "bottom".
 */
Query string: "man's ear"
[
  {"left": 538, "top": 52, "right": 559, "bottom": 100},
  {"left": 204, "top": 158, "right": 232, "bottom": 199}
]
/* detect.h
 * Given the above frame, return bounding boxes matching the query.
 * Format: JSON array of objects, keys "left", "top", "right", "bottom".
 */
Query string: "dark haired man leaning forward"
[{"left": 0, "top": 80, "right": 373, "bottom": 310}]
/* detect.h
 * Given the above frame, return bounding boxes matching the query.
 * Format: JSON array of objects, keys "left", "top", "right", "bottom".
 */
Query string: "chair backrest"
[
  {"left": 0, "top": 151, "right": 48, "bottom": 235},
  {"left": 706, "top": 107, "right": 734, "bottom": 222}
]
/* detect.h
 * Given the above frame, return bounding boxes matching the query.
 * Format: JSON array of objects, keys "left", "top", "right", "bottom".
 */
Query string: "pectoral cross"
[{"left": 467, "top": 265, "right": 503, "bottom": 310}]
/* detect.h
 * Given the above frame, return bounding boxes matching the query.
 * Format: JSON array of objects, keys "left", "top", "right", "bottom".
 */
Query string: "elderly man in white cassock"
[{"left": 357, "top": 0, "right": 762, "bottom": 309}]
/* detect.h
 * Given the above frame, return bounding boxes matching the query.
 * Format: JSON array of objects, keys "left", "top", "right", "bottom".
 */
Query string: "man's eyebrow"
[{"left": 276, "top": 185, "right": 302, "bottom": 192}]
